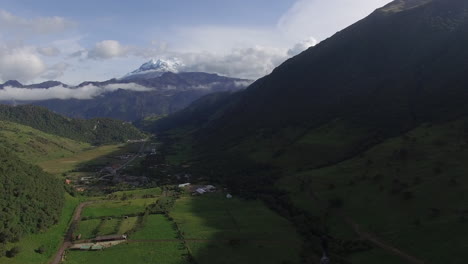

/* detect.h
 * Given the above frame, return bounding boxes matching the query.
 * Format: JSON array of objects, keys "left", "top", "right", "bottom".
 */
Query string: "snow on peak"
[{"left": 131, "top": 58, "right": 183, "bottom": 74}]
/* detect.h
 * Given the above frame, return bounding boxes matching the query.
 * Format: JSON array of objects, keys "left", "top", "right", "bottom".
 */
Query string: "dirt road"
[
  {"left": 343, "top": 215, "right": 426, "bottom": 264},
  {"left": 307, "top": 190, "right": 426, "bottom": 264},
  {"left": 50, "top": 201, "right": 94, "bottom": 264}
]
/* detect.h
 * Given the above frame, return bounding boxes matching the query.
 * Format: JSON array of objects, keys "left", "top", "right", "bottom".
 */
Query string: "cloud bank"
[
  {"left": 88, "top": 40, "right": 130, "bottom": 59},
  {"left": 0, "top": 46, "right": 47, "bottom": 82},
  {"left": 0, "top": 83, "right": 152, "bottom": 101},
  {"left": 0, "top": 9, "right": 74, "bottom": 35}
]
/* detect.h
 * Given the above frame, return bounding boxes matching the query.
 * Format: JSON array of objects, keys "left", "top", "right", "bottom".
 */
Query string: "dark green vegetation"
[
  {"left": 147, "top": 0, "right": 468, "bottom": 262},
  {"left": 0, "top": 104, "right": 145, "bottom": 145},
  {"left": 0, "top": 105, "right": 145, "bottom": 261},
  {"left": 0, "top": 148, "right": 64, "bottom": 246}
]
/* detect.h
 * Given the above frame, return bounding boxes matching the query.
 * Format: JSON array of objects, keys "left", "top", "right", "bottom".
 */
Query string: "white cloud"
[
  {"left": 177, "top": 45, "right": 290, "bottom": 80},
  {"left": 154, "top": 0, "right": 391, "bottom": 80},
  {"left": 37, "top": 46, "right": 61, "bottom": 56},
  {"left": 278, "top": 0, "right": 391, "bottom": 41},
  {"left": 88, "top": 40, "right": 130, "bottom": 59},
  {"left": 41, "top": 62, "right": 69, "bottom": 80},
  {"left": 0, "top": 0, "right": 394, "bottom": 83},
  {"left": 0, "top": 9, "right": 74, "bottom": 35},
  {"left": 0, "top": 83, "right": 152, "bottom": 101},
  {"left": 0, "top": 46, "right": 46, "bottom": 82},
  {"left": 170, "top": 26, "right": 283, "bottom": 53},
  {"left": 287, "top": 37, "right": 317, "bottom": 56}
]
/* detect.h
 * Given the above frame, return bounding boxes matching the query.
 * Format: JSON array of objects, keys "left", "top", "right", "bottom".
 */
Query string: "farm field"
[
  {"left": 64, "top": 242, "right": 188, "bottom": 264},
  {"left": 76, "top": 219, "right": 102, "bottom": 240},
  {"left": 117, "top": 217, "right": 139, "bottom": 235},
  {"left": 170, "top": 193, "right": 303, "bottom": 264},
  {"left": 131, "top": 215, "right": 178, "bottom": 240},
  {"left": 109, "top": 187, "right": 162, "bottom": 199},
  {"left": 81, "top": 198, "right": 157, "bottom": 219}
]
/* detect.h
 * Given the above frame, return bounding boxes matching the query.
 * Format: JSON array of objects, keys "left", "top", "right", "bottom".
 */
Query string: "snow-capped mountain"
[{"left": 121, "top": 58, "right": 184, "bottom": 80}]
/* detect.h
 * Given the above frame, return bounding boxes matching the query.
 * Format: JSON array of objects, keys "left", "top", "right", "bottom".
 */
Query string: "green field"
[
  {"left": 64, "top": 242, "right": 188, "bottom": 264},
  {"left": 0, "top": 120, "right": 90, "bottom": 164},
  {"left": 76, "top": 219, "right": 102, "bottom": 240},
  {"left": 131, "top": 215, "right": 178, "bottom": 240},
  {"left": 81, "top": 198, "right": 157, "bottom": 219},
  {"left": 38, "top": 144, "right": 124, "bottom": 174},
  {"left": 117, "top": 217, "right": 138, "bottom": 235},
  {"left": 96, "top": 219, "right": 120, "bottom": 236},
  {"left": 171, "top": 193, "right": 303, "bottom": 264},
  {"left": 109, "top": 187, "right": 162, "bottom": 199},
  {"left": 2, "top": 194, "right": 80, "bottom": 264}
]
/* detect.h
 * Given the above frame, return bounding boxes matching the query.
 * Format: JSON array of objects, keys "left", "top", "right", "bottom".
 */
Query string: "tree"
[
  {"left": 0, "top": 243, "right": 6, "bottom": 257},
  {"left": 6, "top": 246, "right": 20, "bottom": 258},
  {"left": 35, "top": 245, "right": 46, "bottom": 254}
]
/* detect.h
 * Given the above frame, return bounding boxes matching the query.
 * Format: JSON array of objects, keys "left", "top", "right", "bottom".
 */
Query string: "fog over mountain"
[{"left": 0, "top": 59, "right": 250, "bottom": 121}]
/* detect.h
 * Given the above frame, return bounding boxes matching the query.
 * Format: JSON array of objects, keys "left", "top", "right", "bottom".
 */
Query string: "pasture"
[
  {"left": 81, "top": 198, "right": 157, "bottom": 219},
  {"left": 170, "top": 193, "right": 303, "bottom": 264}
]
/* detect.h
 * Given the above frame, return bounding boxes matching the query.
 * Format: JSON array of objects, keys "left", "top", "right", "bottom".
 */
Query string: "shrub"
[
  {"left": 35, "top": 245, "right": 46, "bottom": 254},
  {"left": 6, "top": 246, "right": 20, "bottom": 258}
]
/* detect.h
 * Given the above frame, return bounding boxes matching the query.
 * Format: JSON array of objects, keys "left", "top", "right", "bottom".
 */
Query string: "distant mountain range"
[{"left": 0, "top": 59, "right": 250, "bottom": 121}]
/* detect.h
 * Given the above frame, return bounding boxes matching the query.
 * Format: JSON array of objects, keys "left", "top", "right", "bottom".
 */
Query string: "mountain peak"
[
  {"left": 138, "top": 58, "right": 183, "bottom": 73},
  {"left": 1, "top": 80, "right": 23, "bottom": 88},
  {"left": 121, "top": 58, "right": 184, "bottom": 81}
]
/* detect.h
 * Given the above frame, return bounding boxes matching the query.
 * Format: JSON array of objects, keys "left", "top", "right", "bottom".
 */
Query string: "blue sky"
[{"left": 0, "top": 0, "right": 391, "bottom": 84}]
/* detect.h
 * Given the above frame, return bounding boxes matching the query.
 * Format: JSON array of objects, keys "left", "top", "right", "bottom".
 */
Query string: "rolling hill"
[
  {"left": 0, "top": 105, "right": 145, "bottom": 145},
  {"left": 0, "top": 120, "right": 91, "bottom": 164}
]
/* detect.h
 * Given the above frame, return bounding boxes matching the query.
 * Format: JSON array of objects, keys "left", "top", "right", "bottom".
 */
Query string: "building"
[
  {"left": 94, "top": 234, "right": 127, "bottom": 242},
  {"left": 178, "top": 183, "right": 191, "bottom": 188}
]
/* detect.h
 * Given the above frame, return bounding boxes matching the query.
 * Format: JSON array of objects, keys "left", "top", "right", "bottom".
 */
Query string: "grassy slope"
[
  {"left": 4, "top": 194, "right": 80, "bottom": 264},
  {"left": 279, "top": 119, "right": 468, "bottom": 263},
  {"left": 38, "top": 144, "right": 123, "bottom": 174},
  {"left": 0, "top": 120, "right": 90, "bottom": 164}
]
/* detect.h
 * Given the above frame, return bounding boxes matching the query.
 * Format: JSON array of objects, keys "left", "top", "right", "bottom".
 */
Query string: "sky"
[{"left": 0, "top": 0, "right": 392, "bottom": 85}]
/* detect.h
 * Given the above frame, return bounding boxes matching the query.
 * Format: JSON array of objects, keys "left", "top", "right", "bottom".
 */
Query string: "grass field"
[
  {"left": 81, "top": 198, "right": 157, "bottom": 219},
  {"left": 131, "top": 215, "right": 178, "bottom": 240},
  {"left": 279, "top": 120, "right": 468, "bottom": 263},
  {"left": 2, "top": 194, "right": 80, "bottom": 264},
  {"left": 110, "top": 187, "right": 162, "bottom": 199},
  {"left": 96, "top": 219, "right": 120, "bottom": 236},
  {"left": 64, "top": 242, "right": 188, "bottom": 264},
  {"left": 0, "top": 120, "right": 90, "bottom": 164},
  {"left": 38, "top": 144, "right": 124, "bottom": 174},
  {"left": 170, "top": 193, "right": 303, "bottom": 264},
  {"left": 76, "top": 219, "right": 102, "bottom": 240},
  {"left": 117, "top": 217, "right": 138, "bottom": 235}
]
